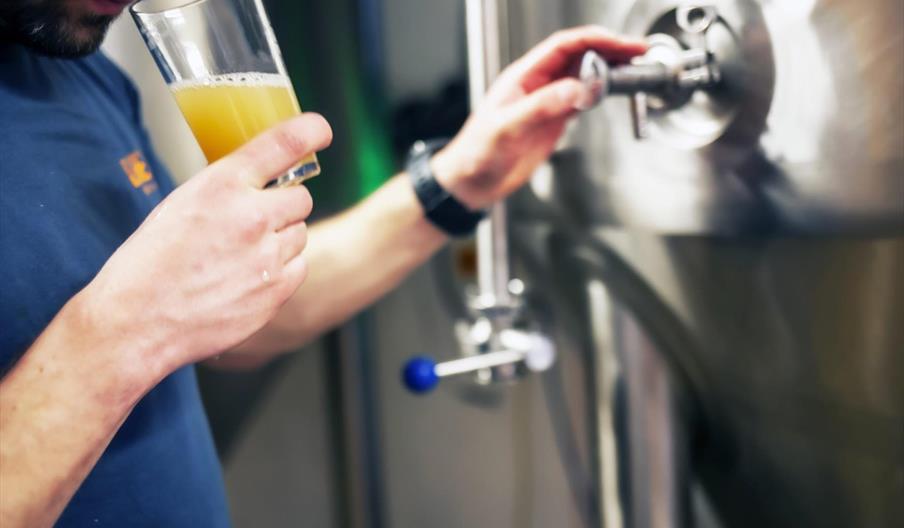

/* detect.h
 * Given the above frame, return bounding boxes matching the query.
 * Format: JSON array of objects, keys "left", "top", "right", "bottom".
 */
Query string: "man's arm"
[
  {"left": 221, "top": 27, "right": 648, "bottom": 367},
  {"left": 0, "top": 116, "right": 332, "bottom": 527},
  {"left": 0, "top": 296, "right": 166, "bottom": 527}
]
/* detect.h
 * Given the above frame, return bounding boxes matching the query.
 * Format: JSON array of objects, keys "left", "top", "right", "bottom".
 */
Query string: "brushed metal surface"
[
  {"left": 506, "top": 216, "right": 904, "bottom": 527},
  {"left": 509, "top": 0, "right": 904, "bottom": 235},
  {"left": 364, "top": 2, "right": 904, "bottom": 527},
  {"left": 499, "top": 2, "right": 904, "bottom": 523},
  {"left": 593, "top": 234, "right": 904, "bottom": 528}
]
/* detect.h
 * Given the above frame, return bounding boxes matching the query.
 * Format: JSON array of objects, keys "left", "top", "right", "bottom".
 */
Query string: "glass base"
[{"left": 275, "top": 160, "right": 321, "bottom": 187}]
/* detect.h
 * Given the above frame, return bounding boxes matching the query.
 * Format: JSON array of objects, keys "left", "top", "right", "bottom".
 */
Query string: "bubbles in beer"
[{"left": 171, "top": 72, "right": 292, "bottom": 92}]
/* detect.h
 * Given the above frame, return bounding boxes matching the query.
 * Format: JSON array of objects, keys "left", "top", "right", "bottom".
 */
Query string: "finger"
[
  {"left": 259, "top": 183, "right": 313, "bottom": 230},
  {"left": 509, "top": 26, "right": 647, "bottom": 92},
  {"left": 280, "top": 253, "right": 309, "bottom": 296},
  {"left": 500, "top": 77, "right": 588, "bottom": 131},
  {"left": 276, "top": 221, "right": 308, "bottom": 264},
  {"left": 214, "top": 113, "right": 333, "bottom": 189}
]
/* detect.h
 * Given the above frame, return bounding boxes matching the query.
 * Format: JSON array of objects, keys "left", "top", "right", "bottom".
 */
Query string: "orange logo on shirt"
[{"left": 120, "top": 151, "right": 158, "bottom": 195}]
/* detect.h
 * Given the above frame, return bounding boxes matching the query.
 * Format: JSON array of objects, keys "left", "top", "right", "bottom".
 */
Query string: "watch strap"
[{"left": 407, "top": 140, "right": 485, "bottom": 237}]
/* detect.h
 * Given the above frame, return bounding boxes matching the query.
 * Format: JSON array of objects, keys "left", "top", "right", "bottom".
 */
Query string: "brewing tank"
[{"left": 496, "top": 0, "right": 903, "bottom": 526}]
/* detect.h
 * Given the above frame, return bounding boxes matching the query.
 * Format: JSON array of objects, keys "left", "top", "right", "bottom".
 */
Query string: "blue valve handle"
[
  {"left": 402, "top": 332, "right": 556, "bottom": 395},
  {"left": 402, "top": 357, "right": 439, "bottom": 394},
  {"left": 402, "top": 347, "right": 537, "bottom": 394}
]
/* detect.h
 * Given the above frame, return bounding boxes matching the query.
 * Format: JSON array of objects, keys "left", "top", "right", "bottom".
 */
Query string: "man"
[{"left": 0, "top": 1, "right": 646, "bottom": 526}]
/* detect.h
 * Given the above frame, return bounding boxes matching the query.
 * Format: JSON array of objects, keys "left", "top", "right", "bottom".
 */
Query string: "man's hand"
[
  {"left": 431, "top": 26, "right": 647, "bottom": 210},
  {"left": 79, "top": 113, "right": 333, "bottom": 373}
]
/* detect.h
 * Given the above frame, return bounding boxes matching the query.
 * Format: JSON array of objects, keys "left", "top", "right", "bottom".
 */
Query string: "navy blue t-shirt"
[{"left": 0, "top": 45, "right": 231, "bottom": 527}]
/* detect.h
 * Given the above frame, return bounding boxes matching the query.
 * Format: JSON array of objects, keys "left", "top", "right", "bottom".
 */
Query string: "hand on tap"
[{"left": 430, "top": 26, "right": 647, "bottom": 211}]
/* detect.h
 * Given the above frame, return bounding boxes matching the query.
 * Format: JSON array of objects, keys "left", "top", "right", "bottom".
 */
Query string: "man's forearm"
[
  {"left": 0, "top": 295, "right": 165, "bottom": 527},
  {"left": 223, "top": 173, "right": 447, "bottom": 365}
]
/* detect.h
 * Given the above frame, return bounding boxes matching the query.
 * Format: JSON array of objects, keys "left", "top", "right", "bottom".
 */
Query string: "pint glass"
[{"left": 131, "top": 0, "right": 319, "bottom": 187}]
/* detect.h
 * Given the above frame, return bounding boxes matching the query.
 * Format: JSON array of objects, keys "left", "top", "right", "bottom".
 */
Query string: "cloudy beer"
[{"left": 172, "top": 72, "right": 320, "bottom": 180}]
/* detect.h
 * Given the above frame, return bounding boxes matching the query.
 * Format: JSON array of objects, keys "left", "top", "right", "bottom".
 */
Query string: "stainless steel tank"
[
  {"left": 520, "top": 0, "right": 904, "bottom": 235},
  {"left": 355, "top": 1, "right": 901, "bottom": 527},
  {"left": 496, "top": 0, "right": 904, "bottom": 526}
]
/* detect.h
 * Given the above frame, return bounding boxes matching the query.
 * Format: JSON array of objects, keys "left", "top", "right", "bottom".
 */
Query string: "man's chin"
[
  {"left": 21, "top": 20, "right": 112, "bottom": 58},
  {"left": 64, "top": 15, "right": 116, "bottom": 57}
]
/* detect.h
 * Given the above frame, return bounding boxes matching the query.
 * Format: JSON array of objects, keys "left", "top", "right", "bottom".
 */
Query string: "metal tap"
[
  {"left": 402, "top": 321, "right": 556, "bottom": 394},
  {"left": 578, "top": 5, "right": 722, "bottom": 139},
  {"left": 402, "top": 274, "right": 558, "bottom": 394}
]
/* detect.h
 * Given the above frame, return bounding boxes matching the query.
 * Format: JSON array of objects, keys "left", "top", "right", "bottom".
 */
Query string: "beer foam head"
[{"left": 170, "top": 72, "right": 291, "bottom": 91}]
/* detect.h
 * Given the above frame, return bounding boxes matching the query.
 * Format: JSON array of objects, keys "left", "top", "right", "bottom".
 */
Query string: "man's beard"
[{"left": 0, "top": 1, "right": 116, "bottom": 59}]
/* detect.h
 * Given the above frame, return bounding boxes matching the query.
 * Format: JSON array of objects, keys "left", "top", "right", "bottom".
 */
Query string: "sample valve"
[
  {"left": 403, "top": 324, "right": 556, "bottom": 394},
  {"left": 402, "top": 277, "right": 557, "bottom": 394},
  {"left": 578, "top": 5, "right": 722, "bottom": 138}
]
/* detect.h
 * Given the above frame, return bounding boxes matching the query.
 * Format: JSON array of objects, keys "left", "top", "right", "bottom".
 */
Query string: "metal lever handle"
[
  {"left": 578, "top": 46, "right": 719, "bottom": 139},
  {"left": 630, "top": 92, "right": 650, "bottom": 140},
  {"left": 577, "top": 5, "right": 722, "bottom": 140},
  {"left": 578, "top": 47, "right": 716, "bottom": 105},
  {"left": 402, "top": 331, "right": 556, "bottom": 394}
]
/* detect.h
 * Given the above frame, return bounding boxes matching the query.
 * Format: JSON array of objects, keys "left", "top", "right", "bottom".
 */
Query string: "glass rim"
[{"left": 130, "top": 0, "right": 215, "bottom": 16}]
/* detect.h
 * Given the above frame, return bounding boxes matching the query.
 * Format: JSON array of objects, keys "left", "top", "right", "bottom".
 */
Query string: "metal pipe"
[
  {"left": 586, "top": 278, "right": 690, "bottom": 528},
  {"left": 465, "top": 0, "right": 513, "bottom": 309},
  {"left": 586, "top": 279, "right": 626, "bottom": 528}
]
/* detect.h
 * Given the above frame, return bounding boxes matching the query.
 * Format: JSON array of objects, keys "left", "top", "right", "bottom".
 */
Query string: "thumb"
[
  {"left": 214, "top": 113, "right": 333, "bottom": 189},
  {"left": 500, "top": 77, "right": 589, "bottom": 132}
]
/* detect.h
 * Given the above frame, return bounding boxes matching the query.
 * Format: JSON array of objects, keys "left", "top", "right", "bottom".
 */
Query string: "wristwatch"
[{"left": 407, "top": 139, "right": 486, "bottom": 237}]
